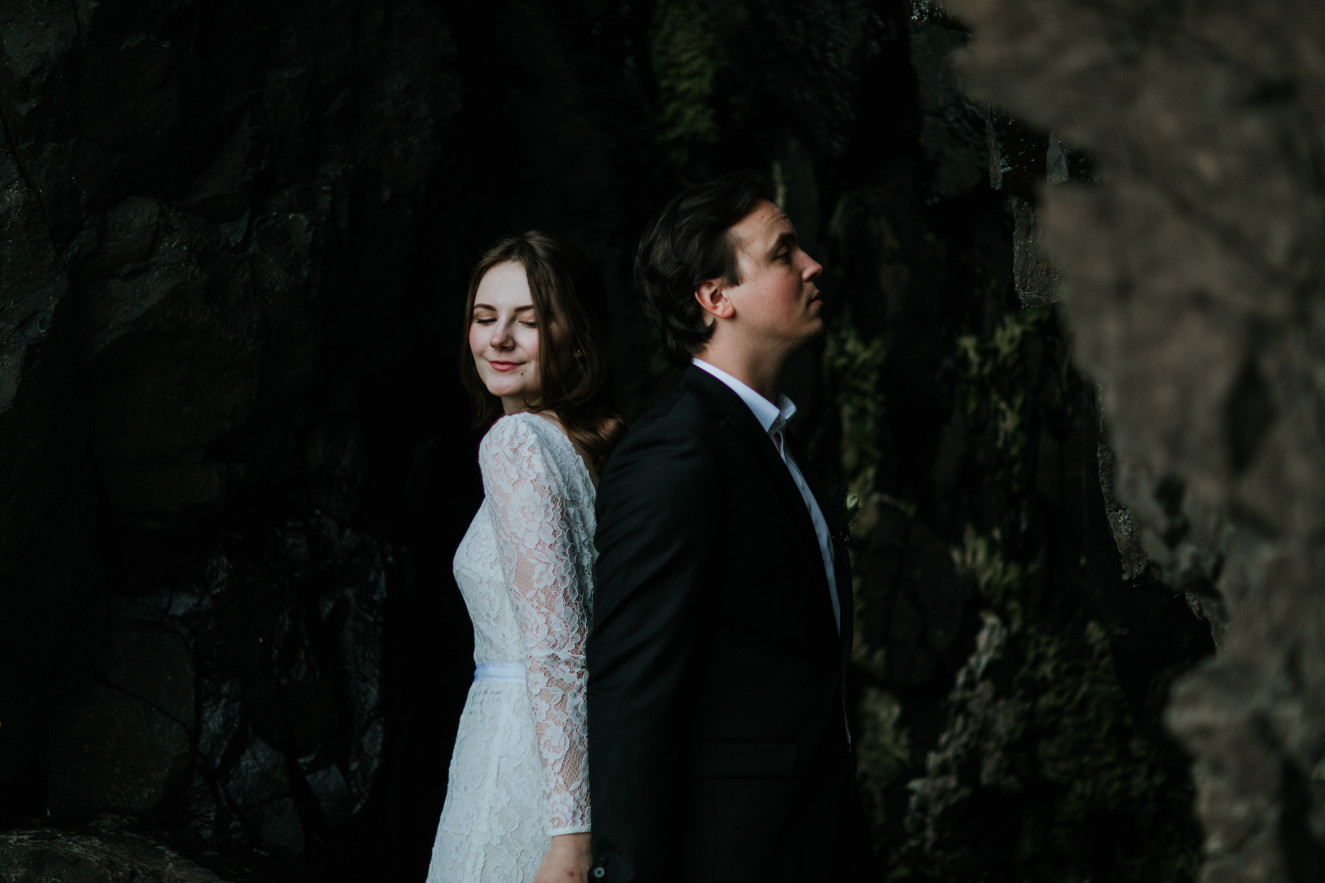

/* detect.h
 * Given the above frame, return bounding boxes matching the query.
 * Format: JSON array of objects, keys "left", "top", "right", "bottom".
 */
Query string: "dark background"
[{"left": 5, "top": 0, "right": 1321, "bottom": 881}]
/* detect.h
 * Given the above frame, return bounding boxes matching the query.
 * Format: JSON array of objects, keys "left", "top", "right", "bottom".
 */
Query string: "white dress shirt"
[{"left": 692, "top": 359, "right": 840, "bottom": 632}]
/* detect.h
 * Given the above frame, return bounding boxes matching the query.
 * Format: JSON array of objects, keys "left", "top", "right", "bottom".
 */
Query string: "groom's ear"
[{"left": 694, "top": 279, "right": 734, "bottom": 324}]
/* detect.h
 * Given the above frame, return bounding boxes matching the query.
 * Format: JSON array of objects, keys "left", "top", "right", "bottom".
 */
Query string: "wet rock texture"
[
  {"left": 0, "top": 0, "right": 645, "bottom": 877},
  {"left": 0, "top": 826, "right": 235, "bottom": 883},
  {"left": 1, "top": 0, "right": 1298, "bottom": 880},
  {"left": 829, "top": 6, "right": 1214, "bottom": 881},
  {"left": 942, "top": 0, "right": 1325, "bottom": 879},
  {"left": 0, "top": 0, "right": 456, "bottom": 877}
]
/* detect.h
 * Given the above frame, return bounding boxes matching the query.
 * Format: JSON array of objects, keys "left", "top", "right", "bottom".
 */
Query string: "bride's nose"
[{"left": 489, "top": 323, "right": 513, "bottom": 348}]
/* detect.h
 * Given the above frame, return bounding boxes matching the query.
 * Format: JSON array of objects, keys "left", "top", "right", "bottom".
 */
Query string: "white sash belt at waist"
[{"left": 474, "top": 662, "right": 526, "bottom": 684}]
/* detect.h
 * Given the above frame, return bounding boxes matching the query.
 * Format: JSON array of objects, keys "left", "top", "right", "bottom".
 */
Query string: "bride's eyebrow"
[{"left": 472, "top": 303, "right": 535, "bottom": 312}]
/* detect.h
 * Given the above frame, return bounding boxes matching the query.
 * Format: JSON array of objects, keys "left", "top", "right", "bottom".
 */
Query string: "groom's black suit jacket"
[{"left": 588, "top": 366, "right": 867, "bottom": 882}]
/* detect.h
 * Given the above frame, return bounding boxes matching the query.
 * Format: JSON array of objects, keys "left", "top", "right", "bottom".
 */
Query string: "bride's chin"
[{"left": 485, "top": 381, "right": 525, "bottom": 400}]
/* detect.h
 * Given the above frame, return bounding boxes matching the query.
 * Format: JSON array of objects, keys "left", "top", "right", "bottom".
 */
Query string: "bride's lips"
[{"left": 488, "top": 360, "right": 522, "bottom": 372}]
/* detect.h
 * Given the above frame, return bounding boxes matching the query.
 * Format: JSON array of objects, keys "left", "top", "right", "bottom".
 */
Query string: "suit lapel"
[
  {"left": 785, "top": 430, "right": 855, "bottom": 662},
  {"left": 683, "top": 367, "right": 838, "bottom": 631}
]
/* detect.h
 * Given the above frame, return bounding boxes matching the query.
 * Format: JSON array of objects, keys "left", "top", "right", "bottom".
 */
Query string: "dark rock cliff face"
[
  {"left": 0, "top": 0, "right": 466, "bottom": 877},
  {"left": 0, "top": 0, "right": 652, "bottom": 877},
  {"left": 2, "top": 0, "right": 1307, "bottom": 881},
  {"left": 939, "top": 0, "right": 1325, "bottom": 881},
  {"left": 823, "top": 7, "right": 1214, "bottom": 880}
]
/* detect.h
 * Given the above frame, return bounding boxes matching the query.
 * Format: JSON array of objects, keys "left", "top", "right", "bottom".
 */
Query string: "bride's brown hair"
[{"left": 460, "top": 231, "right": 626, "bottom": 472}]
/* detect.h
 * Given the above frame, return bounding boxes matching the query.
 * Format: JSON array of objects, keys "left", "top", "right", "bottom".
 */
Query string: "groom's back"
[{"left": 588, "top": 366, "right": 857, "bottom": 882}]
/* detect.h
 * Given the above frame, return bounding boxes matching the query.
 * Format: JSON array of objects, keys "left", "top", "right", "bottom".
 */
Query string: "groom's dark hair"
[{"left": 634, "top": 171, "right": 776, "bottom": 366}]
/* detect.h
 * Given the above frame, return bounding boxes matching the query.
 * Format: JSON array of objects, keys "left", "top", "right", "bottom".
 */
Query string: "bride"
[{"left": 427, "top": 231, "right": 624, "bottom": 883}]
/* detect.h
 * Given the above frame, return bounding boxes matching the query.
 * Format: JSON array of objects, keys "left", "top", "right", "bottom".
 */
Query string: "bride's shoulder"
[
  {"left": 481, "top": 411, "right": 599, "bottom": 489},
  {"left": 479, "top": 411, "right": 567, "bottom": 461}
]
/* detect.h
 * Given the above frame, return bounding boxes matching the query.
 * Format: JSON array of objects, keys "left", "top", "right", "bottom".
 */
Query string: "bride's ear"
[{"left": 694, "top": 279, "right": 734, "bottom": 324}]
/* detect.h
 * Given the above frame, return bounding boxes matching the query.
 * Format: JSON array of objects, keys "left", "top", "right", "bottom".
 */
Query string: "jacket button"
[{"left": 592, "top": 868, "right": 606, "bottom": 879}]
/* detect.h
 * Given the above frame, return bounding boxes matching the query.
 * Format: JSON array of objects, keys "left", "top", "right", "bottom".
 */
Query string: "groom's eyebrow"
[{"left": 768, "top": 230, "right": 798, "bottom": 254}]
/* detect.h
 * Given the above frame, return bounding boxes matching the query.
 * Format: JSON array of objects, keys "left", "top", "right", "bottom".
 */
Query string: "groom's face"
[{"left": 720, "top": 200, "right": 825, "bottom": 352}]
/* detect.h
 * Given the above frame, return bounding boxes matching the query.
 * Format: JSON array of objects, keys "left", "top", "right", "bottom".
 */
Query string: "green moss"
[
  {"left": 824, "top": 318, "right": 890, "bottom": 547},
  {"left": 649, "top": 0, "right": 728, "bottom": 169},
  {"left": 856, "top": 685, "right": 911, "bottom": 831},
  {"left": 955, "top": 311, "right": 1040, "bottom": 444},
  {"left": 824, "top": 313, "right": 912, "bottom": 844},
  {"left": 1030, "top": 622, "right": 1178, "bottom": 807},
  {"left": 952, "top": 307, "right": 1061, "bottom": 535},
  {"left": 951, "top": 523, "right": 1027, "bottom": 617},
  {"left": 1013, "top": 618, "right": 1198, "bottom": 880},
  {"left": 945, "top": 526, "right": 1200, "bottom": 882},
  {"left": 825, "top": 318, "right": 888, "bottom": 481}
]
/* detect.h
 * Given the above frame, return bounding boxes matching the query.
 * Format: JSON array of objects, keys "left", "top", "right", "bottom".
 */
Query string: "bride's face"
[{"left": 469, "top": 262, "right": 546, "bottom": 414}]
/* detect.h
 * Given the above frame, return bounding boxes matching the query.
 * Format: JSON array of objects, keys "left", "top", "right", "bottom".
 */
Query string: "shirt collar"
[{"left": 692, "top": 358, "right": 797, "bottom": 435}]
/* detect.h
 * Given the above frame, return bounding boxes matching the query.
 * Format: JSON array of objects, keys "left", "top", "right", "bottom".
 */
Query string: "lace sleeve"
[{"left": 480, "top": 416, "right": 592, "bottom": 836}]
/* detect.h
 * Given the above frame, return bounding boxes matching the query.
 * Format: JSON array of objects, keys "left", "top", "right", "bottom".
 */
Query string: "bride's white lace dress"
[{"left": 427, "top": 413, "right": 595, "bottom": 882}]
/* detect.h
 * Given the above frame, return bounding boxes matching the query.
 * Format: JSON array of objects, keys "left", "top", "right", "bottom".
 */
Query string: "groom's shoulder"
[
  {"left": 599, "top": 376, "right": 724, "bottom": 488},
  {"left": 621, "top": 373, "right": 724, "bottom": 448}
]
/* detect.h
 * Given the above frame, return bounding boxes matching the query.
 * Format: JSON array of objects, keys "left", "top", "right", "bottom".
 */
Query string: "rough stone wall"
[
  {"left": 0, "top": 0, "right": 890, "bottom": 876},
  {"left": 0, "top": 0, "right": 1277, "bottom": 879},
  {"left": 828, "top": 5, "right": 1222, "bottom": 881},
  {"left": 941, "top": 0, "right": 1325, "bottom": 879},
  {"left": 0, "top": 0, "right": 458, "bottom": 876}
]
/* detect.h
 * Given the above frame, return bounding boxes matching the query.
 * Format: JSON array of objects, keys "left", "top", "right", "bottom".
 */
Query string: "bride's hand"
[{"left": 533, "top": 832, "right": 593, "bottom": 883}]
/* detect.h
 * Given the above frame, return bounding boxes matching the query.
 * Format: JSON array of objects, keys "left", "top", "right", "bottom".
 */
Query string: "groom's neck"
[{"left": 694, "top": 343, "right": 784, "bottom": 405}]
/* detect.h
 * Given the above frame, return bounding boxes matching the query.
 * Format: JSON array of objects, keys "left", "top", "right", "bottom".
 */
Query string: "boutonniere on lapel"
[{"left": 829, "top": 480, "right": 861, "bottom": 546}]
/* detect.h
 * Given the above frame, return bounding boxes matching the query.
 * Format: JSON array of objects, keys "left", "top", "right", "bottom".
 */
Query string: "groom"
[{"left": 587, "top": 172, "right": 873, "bottom": 881}]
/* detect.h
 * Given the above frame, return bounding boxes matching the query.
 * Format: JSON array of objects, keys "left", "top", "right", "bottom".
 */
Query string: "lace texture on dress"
[
  {"left": 427, "top": 413, "right": 595, "bottom": 883},
  {"left": 481, "top": 415, "right": 594, "bottom": 835}
]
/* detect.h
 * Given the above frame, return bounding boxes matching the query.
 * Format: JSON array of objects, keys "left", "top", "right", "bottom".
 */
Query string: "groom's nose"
[{"left": 803, "top": 252, "right": 823, "bottom": 280}]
